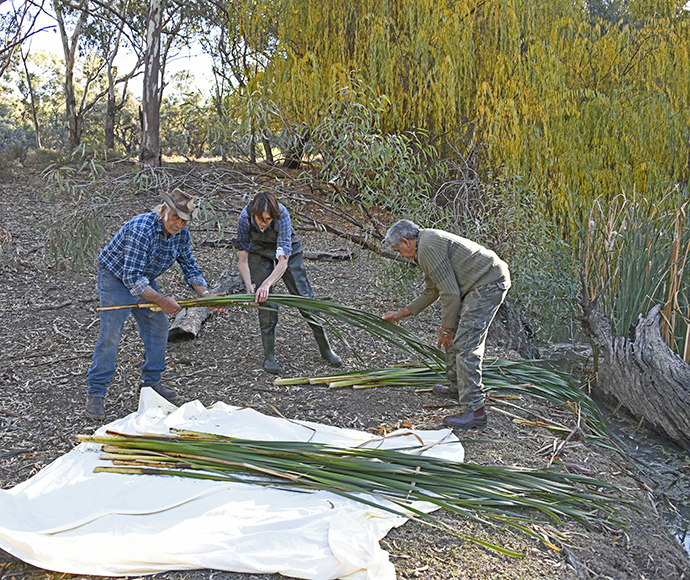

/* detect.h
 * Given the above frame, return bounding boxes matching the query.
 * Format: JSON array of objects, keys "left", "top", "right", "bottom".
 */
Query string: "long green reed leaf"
[{"left": 276, "top": 358, "right": 615, "bottom": 447}]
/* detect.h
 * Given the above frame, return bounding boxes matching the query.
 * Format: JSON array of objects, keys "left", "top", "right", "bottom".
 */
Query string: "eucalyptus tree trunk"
[
  {"left": 20, "top": 49, "right": 41, "bottom": 149},
  {"left": 104, "top": 0, "right": 138, "bottom": 151},
  {"left": 249, "top": 132, "right": 256, "bottom": 164},
  {"left": 53, "top": 0, "right": 89, "bottom": 151},
  {"left": 283, "top": 131, "right": 308, "bottom": 169},
  {"left": 578, "top": 276, "right": 690, "bottom": 450},
  {"left": 262, "top": 136, "right": 274, "bottom": 165},
  {"left": 140, "top": 0, "right": 164, "bottom": 166},
  {"left": 105, "top": 93, "right": 116, "bottom": 150}
]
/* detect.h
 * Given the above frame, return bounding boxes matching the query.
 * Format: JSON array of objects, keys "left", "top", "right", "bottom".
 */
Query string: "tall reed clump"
[
  {"left": 78, "top": 429, "right": 635, "bottom": 557},
  {"left": 581, "top": 191, "right": 690, "bottom": 361}
]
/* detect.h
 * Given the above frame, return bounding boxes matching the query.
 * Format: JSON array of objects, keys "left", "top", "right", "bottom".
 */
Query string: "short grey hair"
[{"left": 383, "top": 220, "right": 420, "bottom": 248}]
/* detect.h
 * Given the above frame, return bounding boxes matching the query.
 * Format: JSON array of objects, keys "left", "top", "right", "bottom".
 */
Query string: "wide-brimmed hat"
[{"left": 160, "top": 188, "right": 199, "bottom": 221}]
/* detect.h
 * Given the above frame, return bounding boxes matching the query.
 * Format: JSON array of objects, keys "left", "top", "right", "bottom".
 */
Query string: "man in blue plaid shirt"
[{"left": 85, "top": 188, "right": 221, "bottom": 420}]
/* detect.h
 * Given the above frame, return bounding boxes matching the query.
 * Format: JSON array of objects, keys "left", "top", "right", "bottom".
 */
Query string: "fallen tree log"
[
  {"left": 303, "top": 250, "right": 354, "bottom": 262},
  {"left": 578, "top": 275, "right": 690, "bottom": 449},
  {"left": 168, "top": 271, "right": 244, "bottom": 341}
]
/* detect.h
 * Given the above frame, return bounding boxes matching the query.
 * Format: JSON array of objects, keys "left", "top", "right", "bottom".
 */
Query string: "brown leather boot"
[{"left": 443, "top": 407, "right": 487, "bottom": 429}]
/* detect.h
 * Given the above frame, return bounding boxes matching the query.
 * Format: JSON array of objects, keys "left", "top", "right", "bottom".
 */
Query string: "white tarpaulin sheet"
[{"left": 0, "top": 388, "right": 464, "bottom": 579}]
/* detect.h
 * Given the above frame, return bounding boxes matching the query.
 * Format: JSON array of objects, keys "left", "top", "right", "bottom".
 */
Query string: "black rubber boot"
[
  {"left": 311, "top": 325, "right": 342, "bottom": 366},
  {"left": 261, "top": 330, "right": 282, "bottom": 375}
]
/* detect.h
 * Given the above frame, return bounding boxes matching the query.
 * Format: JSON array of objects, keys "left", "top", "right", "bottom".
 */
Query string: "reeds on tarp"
[{"left": 78, "top": 429, "right": 634, "bottom": 557}]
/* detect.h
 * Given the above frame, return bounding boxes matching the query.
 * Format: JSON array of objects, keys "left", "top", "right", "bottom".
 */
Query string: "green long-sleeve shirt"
[{"left": 405, "top": 229, "right": 510, "bottom": 329}]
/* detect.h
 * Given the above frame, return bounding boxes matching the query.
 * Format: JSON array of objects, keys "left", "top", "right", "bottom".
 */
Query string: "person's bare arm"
[
  {"left": 139, "top": 285, "right": 181, "bottom": 315},
  {"left": 255, "top": 256, "right": 288, "bottom": 303},
  {"left": 382, "top": 307, "right": 412, "bottom": 323}
]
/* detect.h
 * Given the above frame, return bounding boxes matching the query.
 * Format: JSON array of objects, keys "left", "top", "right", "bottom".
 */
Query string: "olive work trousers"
[{"left": 445, "top": 280, "right": 510, "bottom": 412}]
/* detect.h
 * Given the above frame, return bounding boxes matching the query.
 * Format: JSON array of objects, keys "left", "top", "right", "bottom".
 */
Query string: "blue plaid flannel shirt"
[
  {"left": 236, "top": 202, "right": 293, "bottom": 258},
  {"left": 99, "top": 212, "right": 207, "bottom": 296}
]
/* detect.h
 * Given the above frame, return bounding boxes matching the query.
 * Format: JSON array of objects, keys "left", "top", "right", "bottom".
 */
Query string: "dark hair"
[{"left": 250, "top": 191, "right": 281, "bottom": 222}]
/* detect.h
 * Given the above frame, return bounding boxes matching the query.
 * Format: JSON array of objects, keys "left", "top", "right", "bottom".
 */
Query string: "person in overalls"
[{"left": 236, "top": 191, "right": 342, "bottom": 374}]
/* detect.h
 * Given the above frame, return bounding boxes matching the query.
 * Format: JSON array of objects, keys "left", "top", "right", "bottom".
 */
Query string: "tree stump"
[{"left": 578, "top": 276, "right": 690, "bottom": 449}]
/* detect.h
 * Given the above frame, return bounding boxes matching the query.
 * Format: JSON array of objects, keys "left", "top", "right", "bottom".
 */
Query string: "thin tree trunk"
[
  {"left": 104, "top": 0, "right": 134, "bottom": 151},
  {"left": 140, "top": 0, "right": 164, "bottom": 166},
  {"left": 212, "top": 87, "right": 228, "bottom": 161},
  {"left": 283, "top": 130, "right": 309, "bottom": 169},
  {"left": 54, "top": 0, "right": 89, "bottom": 152},
  {"left": 20, "top": 49, "right": 41, "bottom": 149},
  {"left": 262, "top": 136, "right": 273, "bottom": 165},
  {"left": 249, "top": 131, "right": 256, "bottom": 164},
  {"left": 105, "top": 88, "right": 116, "bottom": 149},
  {"left": 104, "top": 106, "right": 115, "bottom": 150}
]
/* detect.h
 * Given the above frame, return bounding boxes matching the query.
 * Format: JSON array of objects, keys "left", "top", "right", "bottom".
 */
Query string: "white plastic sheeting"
[{"left": 0, "top": 388, "right": 464, "bottom": 579}]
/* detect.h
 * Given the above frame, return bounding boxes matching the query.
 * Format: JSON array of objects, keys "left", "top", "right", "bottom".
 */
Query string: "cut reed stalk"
[{"left": 275, "top": 359, "right": 616, "bottom": 449}]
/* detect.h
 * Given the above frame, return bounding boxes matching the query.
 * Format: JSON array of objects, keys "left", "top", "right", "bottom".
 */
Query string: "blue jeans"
[
  {"left": 86, "top": 266, "right": 169, "bottom": 397},
  {"left": 446, "top": 280, "right": 510, "bottom": 412}
]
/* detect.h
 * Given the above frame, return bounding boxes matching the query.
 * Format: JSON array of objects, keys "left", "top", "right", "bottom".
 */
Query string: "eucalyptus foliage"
[
  {"left": 42, "top": 199, "right": 109, "bottom": 274},
  {"left": 40, "top": 149, "right": 109, "bottom": 272},
  {"left": 40, "top": 158, "right": 179, "bottom": 274},
  {"left": 452, "top": 176, "right": 579, "bottom": 342},
  {"left": 310, "top": 81, "right": 441, "bottom": 221}
]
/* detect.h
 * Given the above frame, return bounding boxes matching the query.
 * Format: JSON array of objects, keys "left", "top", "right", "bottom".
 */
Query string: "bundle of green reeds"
[
  {"left": 78, "top": 429, "right": 632, "bottom": 556},
  {"left": 97, "top": 293, "right": 444, "bottom": 366},
  {"left": 275, "top": 359, "right": 613, "bottom": 446},
  {"left": 100, "top": 294, "right": 613, "bottom": 445}
]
